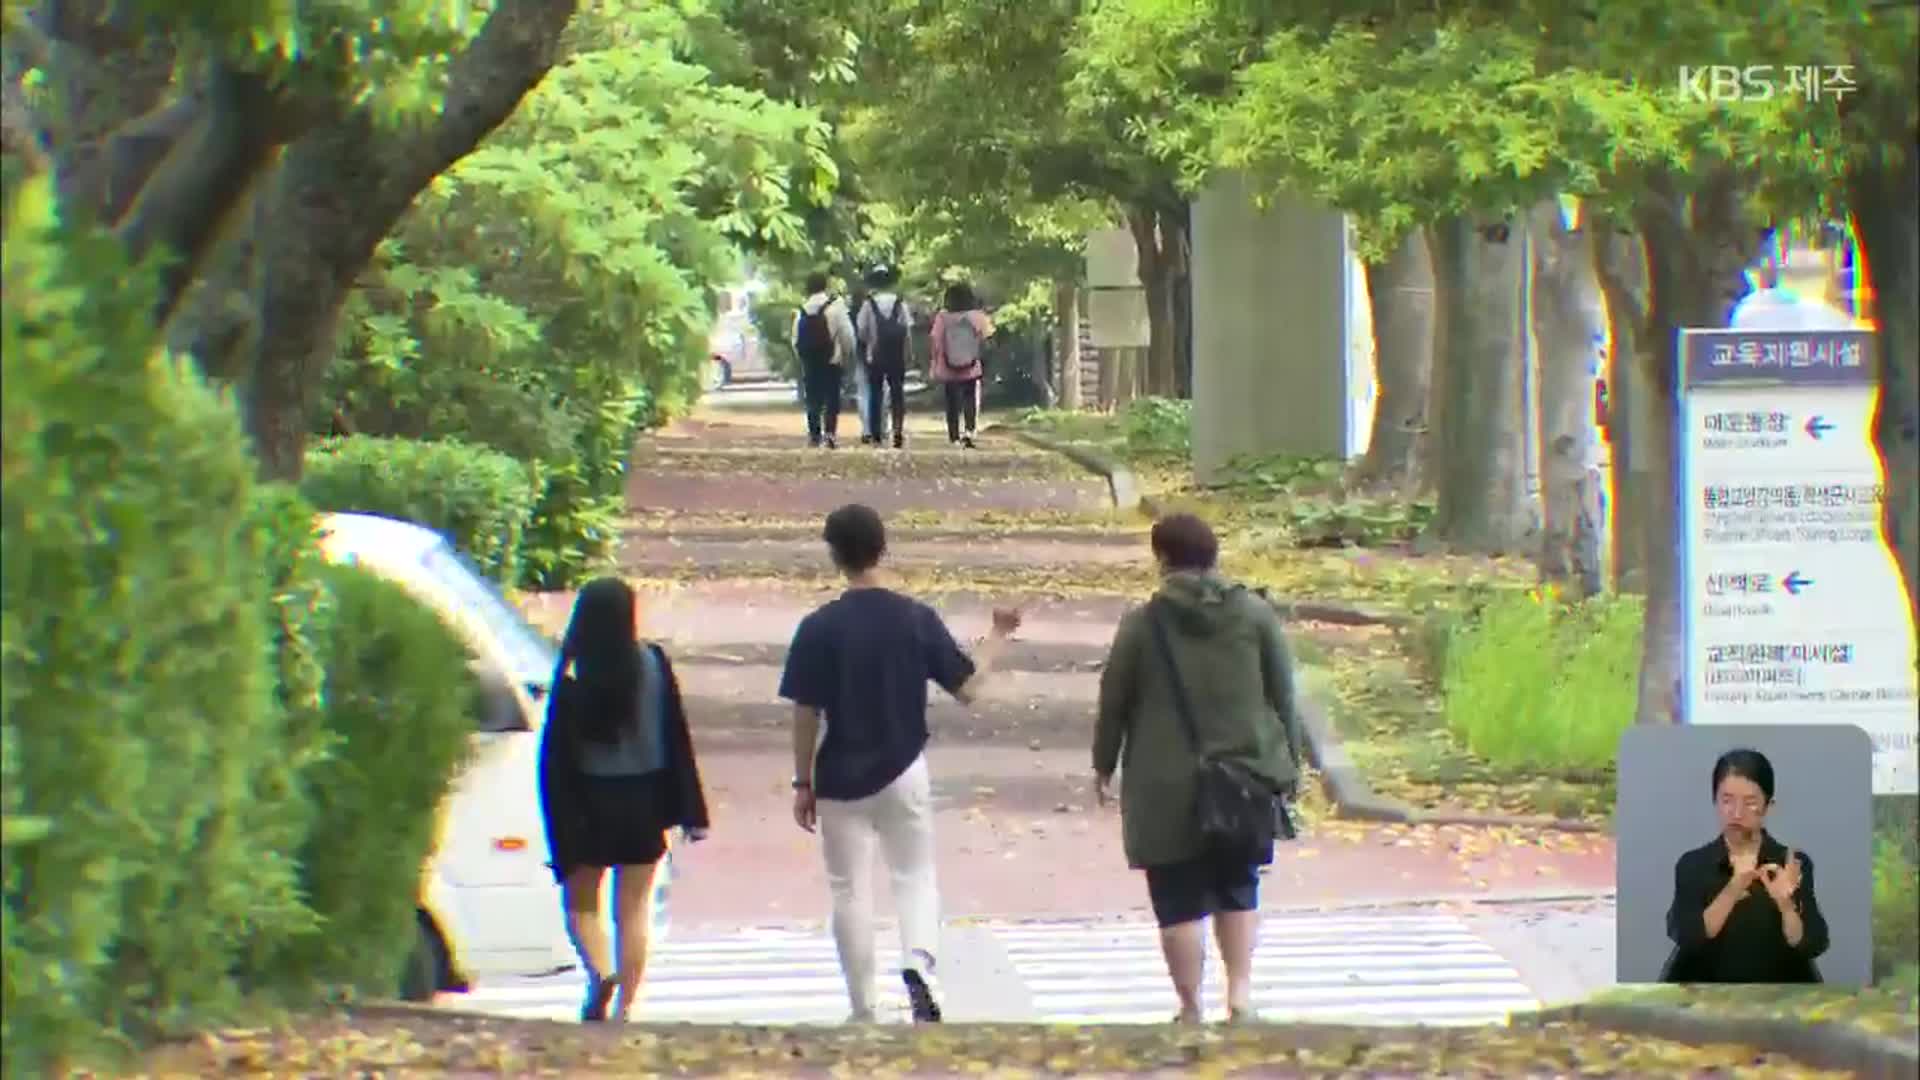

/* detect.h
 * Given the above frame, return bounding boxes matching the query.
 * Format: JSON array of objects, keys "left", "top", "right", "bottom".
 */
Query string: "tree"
[
  {"left": 817, "top": 1, "right": 1198, "bottom": 397},
  {"left": 6, "top": 0, "right": 586, "bottom": 482},
  {"left": 1531, "top": 200, "right": 1607, "bottom": 596},
  {"left": 1353, "top": 230, "right": 1437, "bottom": 493},
  {"left": 323, "top": 0, "right": 829, "bottom": 586},
  {"left": 1212, "top": 7, "right": 1869, "bottom": 722}
]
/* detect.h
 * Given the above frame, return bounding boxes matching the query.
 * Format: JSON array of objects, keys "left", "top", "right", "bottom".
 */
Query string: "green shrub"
[
  {"left": 317, "top": 358, "right": 645, "bottom": 590},
  {"left": 1440, "top": 587, "right": 1643, "bottom": 771},
  {"left": 1221, "top": 452, "right": 1345, "bottom": 493},
  {"left": 1121, "top": 396, "right": 1192, "bottom": 461},
  {"left": 515, "top": 372, "right": 648, "bottom": 589},
  {"left": 302, "top": 436, "right": 536, "bottom": 583},
  {"left": 2, "top": 176, "right": 313, "bottom": 1074},
  {"left": 264, "top": 563, "right": 476, "bottom": 995}
]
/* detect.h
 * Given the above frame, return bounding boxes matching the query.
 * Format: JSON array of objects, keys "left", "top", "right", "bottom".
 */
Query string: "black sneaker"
[
  {"left": 892, "top": 434, "right": 905, "bottom": 449},
  {"left": 902, "top": 968, "right": 942, "bottom": 1023},
  {"left": 824, "top": 435, "right": 838, "bottom": 450},
  {"left": 960, "top": 436, "right": 976, "bottom": 450}
]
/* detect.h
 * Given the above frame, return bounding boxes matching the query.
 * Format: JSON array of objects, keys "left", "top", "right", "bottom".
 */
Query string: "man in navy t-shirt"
[{"left": 778, "top": 503, "right": 1020, "bottom": 1023}]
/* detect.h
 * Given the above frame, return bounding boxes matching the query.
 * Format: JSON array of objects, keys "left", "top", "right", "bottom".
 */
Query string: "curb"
[
  {"left": 1517, "top": 1002, "right": 1920, "bottom": 1080},
  {"left": 1295, "top": 685, "right": 1607, "bottom": 833},
  {"left": 996, "top": 428, "right": 1140, "bottom": 512}
]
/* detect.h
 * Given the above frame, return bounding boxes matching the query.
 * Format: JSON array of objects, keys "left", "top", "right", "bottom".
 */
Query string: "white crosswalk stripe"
[
  {"left": 446, "top": 913, "right": 1538, "bottom": 1027},
  {"left": 449, "top": 927, "right": 909, "bottom": 1025},
  {"left": 995, "top": 913, "right": 1540, "bottom": 1026}
]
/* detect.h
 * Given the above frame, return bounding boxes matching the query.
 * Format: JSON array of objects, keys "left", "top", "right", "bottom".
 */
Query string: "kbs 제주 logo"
[{"left": 1676, "top": 65, "right": 1856, "bottom": 104}]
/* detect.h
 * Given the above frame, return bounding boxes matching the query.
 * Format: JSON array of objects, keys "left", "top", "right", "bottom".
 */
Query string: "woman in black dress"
[
  {"left": 539, "top": 578, "right": 710, "bottom": 1021},
  {"left": 1662, "top": 748, "right": 1828, "bottom": 983}
]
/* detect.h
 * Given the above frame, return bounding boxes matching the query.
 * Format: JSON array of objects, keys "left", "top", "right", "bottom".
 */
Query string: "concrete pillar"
[{"left": 1190, "top": 171, "right": 1354, "bottom": 484}]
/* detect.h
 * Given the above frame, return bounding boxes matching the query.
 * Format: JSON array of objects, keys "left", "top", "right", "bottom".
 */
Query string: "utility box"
[{"left": 1190, "top": 171, "right": 1360, "bottom": 483}]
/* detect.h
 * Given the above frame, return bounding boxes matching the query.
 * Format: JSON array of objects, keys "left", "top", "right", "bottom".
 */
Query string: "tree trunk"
[
  {"left": 1416, "top": 225, "right": 1450, "bottom": 497},
  {"left": 1425, "top": 214, "right": 1538, "bottom": 554},
  {"left": 1592, "top": 226, "right": 1653, "bottom": 593},
  {"left": 1628, "top": 169, "right": 1766, "bottom": 726},
  {"left": 1531, "top": 201, "right": 1607, "bottom": 597},
  {"left": 1167, "top": 202, "right": 1193, "bottom": 398},
  {"left": 1848, "top": 139, "right": 1920, "bottom": 671},
  {"left": 1028, "top": 331, "right": 1056, "bottom": 407},
  {"left": 242, "top": 0, "right": 579, "bottom": 481},
  {"left": 1127, "top": 204, "right": 1179, "bottom": 398},
  {"left": 1055, "top": 280, "right": 1083, "bottom": 410},
  {"left": 1355, "top": 230, "right": 1436, "bottom": 492}
]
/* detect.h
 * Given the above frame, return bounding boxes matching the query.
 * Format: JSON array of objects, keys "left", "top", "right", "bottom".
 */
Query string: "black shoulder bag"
[{"left": 1145, "top": 600, "right": 1296, "bottom": 860}]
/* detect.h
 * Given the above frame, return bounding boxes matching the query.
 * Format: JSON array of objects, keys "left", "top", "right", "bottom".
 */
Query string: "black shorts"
[
  {"left": 573, "top": 773, "right": 674, "bottom": 868},
  {"left": 1144, "top": 855, "right": 1260, "bottom": 928}
]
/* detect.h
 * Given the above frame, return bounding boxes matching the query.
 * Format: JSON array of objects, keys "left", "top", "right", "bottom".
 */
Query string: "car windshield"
[{"left": 419, "top": 542, "right": 557, "bottom": 688}]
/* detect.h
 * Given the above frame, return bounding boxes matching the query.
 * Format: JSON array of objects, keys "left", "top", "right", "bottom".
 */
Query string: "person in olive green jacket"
[{"left": 1093, "top": 513, "right": 1304, "bottom": 1025}]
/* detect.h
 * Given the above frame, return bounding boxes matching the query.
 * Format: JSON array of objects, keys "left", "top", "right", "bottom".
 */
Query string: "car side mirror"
[{"left": 472, "top": 666, "right": 531, "bottom": 733}]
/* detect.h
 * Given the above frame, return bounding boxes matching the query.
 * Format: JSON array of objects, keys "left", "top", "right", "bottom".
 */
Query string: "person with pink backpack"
[{"left": 928, "top": 281, "right": 993, "bottom": 449}]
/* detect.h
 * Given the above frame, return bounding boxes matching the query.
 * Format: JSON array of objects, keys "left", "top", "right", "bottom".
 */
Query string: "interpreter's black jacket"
[
  {"left": 538, "top": 644, "right": 711, "bottom": 883},
  {"left": 1662, "top": 832, "right": 1828, "bottom": 983}
]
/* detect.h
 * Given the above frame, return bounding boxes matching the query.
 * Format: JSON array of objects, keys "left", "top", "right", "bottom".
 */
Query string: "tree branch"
[
  {"left": 241, "top": 0, "right": 581, "bottom": 481},
  {"left": 384, "top": 0, "right": 582, "bottom": 208},
  {"left": 115, "top": 63, "right": 331, "bottom": 325}
]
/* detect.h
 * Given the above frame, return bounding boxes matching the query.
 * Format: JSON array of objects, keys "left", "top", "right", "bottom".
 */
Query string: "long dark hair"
[
  {"left": 943, "top": 281, "right": 977, "bottom": 312},
  {"left": 552, "top": 577, "right": 644, "bottom": 743}
]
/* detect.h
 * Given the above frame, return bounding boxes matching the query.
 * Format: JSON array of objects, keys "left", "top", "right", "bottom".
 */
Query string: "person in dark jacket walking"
[
  {"left": 856, "top": 264, "right": 915, "bottom": 448},
  {"left": 1093, "top": 514, "right": 1303, "bottom": 1025},
  {"left": 540, "top": 577, "right": 711, "bottom": 1022},
  {"left": 792, "top": 271, "right": 857, "bottom": 448}
]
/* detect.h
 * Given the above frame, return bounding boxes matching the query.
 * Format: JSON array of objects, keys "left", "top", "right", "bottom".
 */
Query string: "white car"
[
  {"left": 707, "top": 285, "right": 773, "bottom": 389},
  {"left": 315, "top": 512, "right": 674, "bottom": 1001}
]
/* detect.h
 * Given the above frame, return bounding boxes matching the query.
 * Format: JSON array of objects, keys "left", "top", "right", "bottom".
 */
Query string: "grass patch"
[
  {"left": 1440, "top": 588, "right": 1641, "bottom": 773},
  {"left": 1298, "top": 627, "right": 1616, "bottom": 823}
]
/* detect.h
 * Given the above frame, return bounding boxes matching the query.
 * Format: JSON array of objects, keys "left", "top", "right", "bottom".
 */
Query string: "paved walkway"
[
  {"left": 450, "top": 907, "right": 1539, "bottom": 1027},
  {"left": 499, "top": 387, "right": 1621, "bottom": 1021}
]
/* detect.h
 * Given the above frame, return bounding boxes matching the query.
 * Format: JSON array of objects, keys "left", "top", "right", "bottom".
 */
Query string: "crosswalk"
[
  {"left": 999, "top": 913, "right": 1538, "bottom": 1025},
  {"left": 451, "top": 926, "right": 907, "bottom": 1025},
  {"left": 447, "top": 912, "right": 1537, "bottom": 1027}
]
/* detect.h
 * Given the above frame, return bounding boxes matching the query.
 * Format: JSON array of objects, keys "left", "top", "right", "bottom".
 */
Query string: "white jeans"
[{"left": 817, "top": 754, "right": 940, "bottom": 1016}]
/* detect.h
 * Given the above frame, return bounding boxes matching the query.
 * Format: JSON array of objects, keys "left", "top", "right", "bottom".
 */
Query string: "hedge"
[
  {"left": 2, "top": 177, "right": 313, "bottom": 1074},
  {"left": 301, "top": 436, "right": 537, "bottom": 583},
  {"left": 261, "top": 563, "right": 477, "bottom": 995}
]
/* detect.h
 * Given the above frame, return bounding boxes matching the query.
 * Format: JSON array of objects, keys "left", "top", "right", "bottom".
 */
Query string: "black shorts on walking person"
[{"left": 1144, "top": 855, "right": 1260, "bottom": 928}]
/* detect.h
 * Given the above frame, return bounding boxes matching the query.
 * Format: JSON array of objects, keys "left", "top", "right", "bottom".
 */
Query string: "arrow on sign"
[
  {"left": 1804, "top": 416, "right": 1836, "bottom": 440},
  {"left": 1783, "top": 571, "right": 1814, "bottom": 595}
]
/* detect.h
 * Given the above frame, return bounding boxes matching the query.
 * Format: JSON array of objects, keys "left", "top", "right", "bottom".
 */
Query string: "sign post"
[
  {"left": 1084, "top": 227, "right": 1150, "bottom": 349},
  {"left": 1679, "top": 327, "right": 1918, "bottom": 795}
]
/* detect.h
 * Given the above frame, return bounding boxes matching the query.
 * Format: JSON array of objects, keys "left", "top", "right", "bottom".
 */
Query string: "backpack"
[
  {"left": 795, "top": 297, "right": 838, "bottom": 366},
  {"left": 941, "top": 310, "right": 981, "bottom": 373},
  {"left": 867, "top": 296, "right": 909, "bottom": 368}
]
